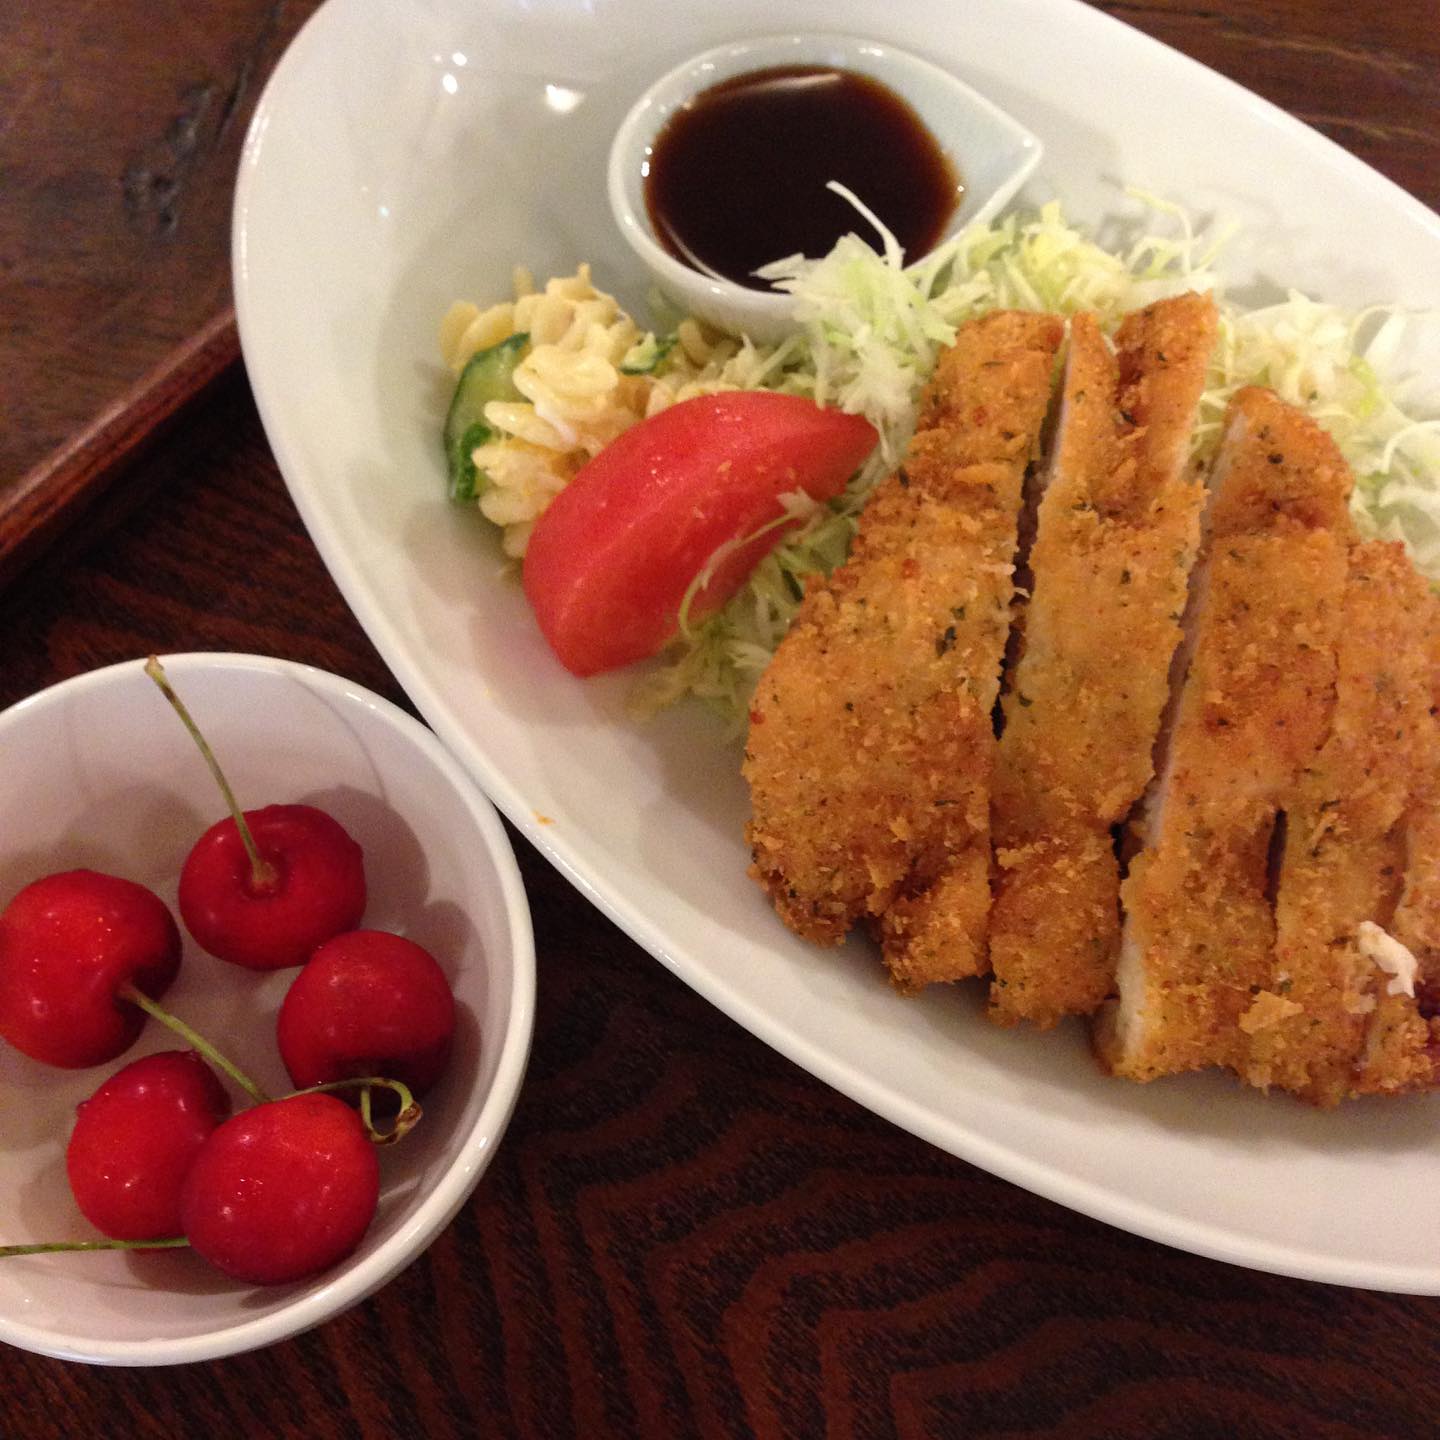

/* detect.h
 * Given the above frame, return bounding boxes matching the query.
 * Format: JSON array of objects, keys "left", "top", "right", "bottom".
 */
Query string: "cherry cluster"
[{"left": 0, "top": 660, "right": 457, "bottom": 1287}]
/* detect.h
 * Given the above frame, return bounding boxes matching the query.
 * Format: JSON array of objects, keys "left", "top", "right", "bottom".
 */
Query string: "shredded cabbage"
[
  {"left": 1205, "top": 296, "right": 1440, "bottom": 571},
  {"left": 634, "top": 194, "right": 1440, "bottom": 724}
]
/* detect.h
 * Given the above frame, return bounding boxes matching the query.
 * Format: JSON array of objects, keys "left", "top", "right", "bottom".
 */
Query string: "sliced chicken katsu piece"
[
  {"left": 1350, "top": 598, "right": 1440, "bottom": 1098},
  {"left": 1241, "top": 543, "right": 1434, "bottom": 1104},
  {"left": 744, "top": 311, "right": 1063, "bottom": 987},
  {"left": 1095, "top": 386, "right": 1355, "bottom": 1082},
  {"left": 988, "top": 294, "right": 1216, "bottom": 1027}
]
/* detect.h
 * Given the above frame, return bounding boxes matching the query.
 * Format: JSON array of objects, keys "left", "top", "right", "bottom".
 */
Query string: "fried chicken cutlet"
[
  {"left": 1348, "top": 598, "right": 1440, "bottom": 1099},
  {"left": 744, "top": 311, "right": 1063, "bottom": 988},
  {"left": 1241, "top": 543, "right": 1438, "bottom": 1103},
  {"left": 1096, "top": 386, "right": 1356, "bottom": 1081},
  {"left": 988, "top": 294, "right": 1216, "bottom": 1028}
]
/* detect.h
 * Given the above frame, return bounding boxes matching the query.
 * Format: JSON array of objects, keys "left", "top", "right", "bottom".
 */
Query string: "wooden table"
[{"left": 3, "top": 2, "right": 1439, "bottom": 1434}]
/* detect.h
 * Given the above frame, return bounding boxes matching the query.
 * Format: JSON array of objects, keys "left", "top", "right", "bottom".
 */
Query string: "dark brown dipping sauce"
[{"left": 645, "top": 65, "right": 962, "bottom": 292}]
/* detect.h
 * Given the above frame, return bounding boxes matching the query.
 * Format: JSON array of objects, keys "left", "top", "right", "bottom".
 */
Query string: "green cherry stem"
[
  {"left": 144, "top": 655, "right": 279, "bottom": 894},
  {"left": 0, "top": 1237, "right": 189, "bottom": 1259},
  {"left": 117, "top": 982, "right": 271, "bottom": 1106},
  {"left": 289, "top": 1077, "right": 422, "bottom": 1146}
]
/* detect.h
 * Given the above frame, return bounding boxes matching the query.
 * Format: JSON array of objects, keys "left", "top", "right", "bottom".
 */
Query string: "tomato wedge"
[{"left": 522, "top": 391, "right": 877, "bottom": 676}]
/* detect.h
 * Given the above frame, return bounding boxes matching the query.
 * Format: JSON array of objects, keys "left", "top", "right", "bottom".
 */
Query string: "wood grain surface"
[
  {"left": 2, "top": 0, "right": 1437, "bottom": 579},
  {"left": 2, "top": 0, "right": 1439, "bottom": 1436},
  {"left": 7, "top": 376, "right": 1440, "bottom": 1439},
  {"left": 0, "top": 0, "right": 316, "bottom": 487},
  {"left": 0, "top": 0, "right": 315, "bottom": 582}
]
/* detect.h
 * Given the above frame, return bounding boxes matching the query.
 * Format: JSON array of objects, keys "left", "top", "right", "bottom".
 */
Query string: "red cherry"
[
  {"left": 180, "top": 1092, "right": 380, "bottom": 1285},
  {"left": 66, "top": 1050, "right": 231, "bottom": 1240},
  {"left": 277, "top": 930, "right": 456, "bottom": 1097},
  {"left": 178, "top": 804, "right": 366, "bottom": 970},
  {"left": 0, "top": 870, "right": 181, "bottom": 1068},
  {"left": 144, "top": 657, "right": 367, "bottom": 972}
]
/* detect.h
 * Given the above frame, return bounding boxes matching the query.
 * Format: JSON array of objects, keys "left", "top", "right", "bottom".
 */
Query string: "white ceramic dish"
[
  {"left": 234, "top": 0, "right": 1440, "bottom": 1291},
  {"left": 607, "top": 32, "right": 1041, "bottom": 341},
  {"left": 0, "top": 654, "right": 534, "bottom": 1364}
]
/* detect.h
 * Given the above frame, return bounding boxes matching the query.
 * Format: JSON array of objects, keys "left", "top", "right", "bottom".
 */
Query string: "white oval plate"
[{"left": 234, "top": 0, "right": 1440, "bottom": 1291}]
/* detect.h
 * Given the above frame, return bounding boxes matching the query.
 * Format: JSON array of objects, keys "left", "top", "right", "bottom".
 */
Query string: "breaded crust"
[
  {"left": 1350, "top": 598, "right": 1440, "bottom": 1098},
  {"left": 988, "top": 295, "right": 1216, "bottom": 1027},
  {"left": 1242, "top": 543, "right": 1433, "bottom": 1104},
  {"left": 743, "top": 311, "right": 1063, "bottom": 986},
  {"left": 1096, "top": 291, "right": 1219, "bottom": 522},
  {"left": 1096, "top": 387, "right": 1355, "bottom": 1081}
]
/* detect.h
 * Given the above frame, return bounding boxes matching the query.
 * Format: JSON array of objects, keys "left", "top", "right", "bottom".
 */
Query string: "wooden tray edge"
[{"left": 0, "top": 309, "right": 242, "bottom": 592}]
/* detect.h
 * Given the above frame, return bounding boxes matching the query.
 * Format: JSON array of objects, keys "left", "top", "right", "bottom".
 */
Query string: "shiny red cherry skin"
[
  {"left": 178, "top": 804, "right": 366, "bottom": 970},
  {"left": 66, "top": 1050, "right": 231, "bottom": 1240},
  {"left": 277, "top": 930, "right": 455, "bottom": 1097},
  {"left": 180, "top": 1092, "right": 380, "bottom": 1285},
  {"left": 0, "top": 870, "right": 181, "bottom": 1068}
]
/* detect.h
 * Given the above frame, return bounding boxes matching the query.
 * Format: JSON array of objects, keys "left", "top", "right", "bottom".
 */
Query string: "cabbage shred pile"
[{"left": 631, "top": 195, "right": 1440, "bottom": 722}]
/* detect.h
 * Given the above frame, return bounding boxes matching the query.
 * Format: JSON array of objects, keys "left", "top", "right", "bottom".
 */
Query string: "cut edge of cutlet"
[
  {"left": 1348, "top": 591, "right": 1440, "bottom": 1100},
  {"left": 1097, "top": 291, "right": 1219, "bottom": 520},
  {"left": 1096, "top": 386, "right": 1355, "bottom": 1083},
  {"left": 876, "top": 309, "right": 1064, "bottom": 989},
  {"left": 1208, "top": 386, "right": 1355, "bottom": 538},
  {"left": 1240, "top": 541, "right": 1433, "bottom": 1104},
  {"left": 742, "top": 309, "right": 1062, "bottom": 982},
  {"left": 987, "top": 292, "right": 1215, "bottom": 1029}
]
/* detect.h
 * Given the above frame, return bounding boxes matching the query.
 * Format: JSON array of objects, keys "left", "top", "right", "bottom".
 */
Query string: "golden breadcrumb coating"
[
  {"left": 1349, "top": 598, "right": 1440, "bottom": 1098},
  {"left": 989, "top": 294, "right": 1216, "bottom": 1027},
  {"left": 743, "top": 311, "right": 1063, "bottom": 987},
  {"left": 1097, "top": 386, "right": 1355, "bottom": 1081},
  {"left": 1242, "top": 543, "right": 1433, "bottom": 1103}
]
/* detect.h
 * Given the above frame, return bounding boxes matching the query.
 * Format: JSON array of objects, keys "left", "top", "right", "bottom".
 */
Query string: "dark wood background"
[{"left": 2, "top": 1, "right": 1438, "bottom": 1435}]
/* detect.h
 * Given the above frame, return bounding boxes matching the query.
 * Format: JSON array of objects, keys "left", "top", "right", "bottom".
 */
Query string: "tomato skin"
[{"left": 522, "top": 391, "right": 877, "bottom": 676}]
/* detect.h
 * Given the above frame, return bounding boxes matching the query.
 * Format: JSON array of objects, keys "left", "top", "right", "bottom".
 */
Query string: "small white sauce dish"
[
  {"left": 0, "top": 653, "right": 534, "bottom": 1364},
  {"left": 608, "top": 31, "right": 1043, "bottom": 343}
]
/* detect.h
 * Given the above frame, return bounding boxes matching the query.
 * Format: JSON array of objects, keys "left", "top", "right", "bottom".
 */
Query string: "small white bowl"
[
  {"left": 607, "top": 32, "right": 1043, "bottom": 342},
  {"left": 0, "top": 653, "right": 534, "bottom": 1365}
]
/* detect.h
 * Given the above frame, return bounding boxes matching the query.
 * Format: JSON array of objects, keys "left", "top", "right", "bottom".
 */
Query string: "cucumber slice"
[
  {"left": 444, "top": 332, "right": 529, "bottom": 501},
  {"left": 619, "top": 333, "right": 676, "bottom": 375}
]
